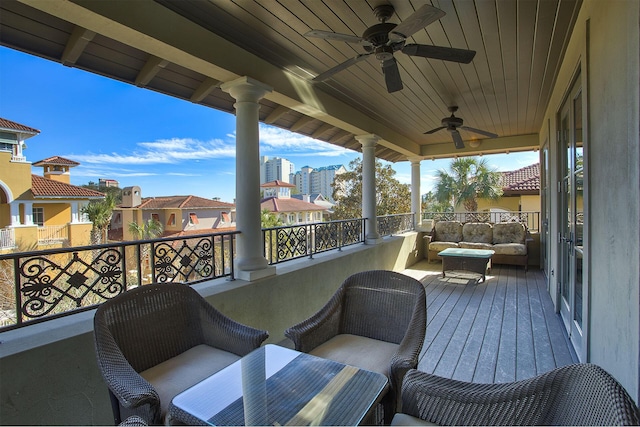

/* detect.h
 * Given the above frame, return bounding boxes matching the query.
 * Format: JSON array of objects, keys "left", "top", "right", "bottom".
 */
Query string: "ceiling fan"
[
  {"left": 305, "top": 3, "right": 476, "bottom": 93},
  {"left": 424, "top": 106, "right": 498, "bottom": 149}
]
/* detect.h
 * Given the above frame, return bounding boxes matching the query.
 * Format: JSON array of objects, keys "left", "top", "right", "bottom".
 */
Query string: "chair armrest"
[
  {"left": 199, "top": 301, "right": 269, "bottom": 356},
  {"left": 390, "top": 295, "right": 427, "bottom": 409},
  {"left": 94, "top": 324, "right": 160, "bottom": 416},
  {"left": 285, "top": 289, "right": 344, "bottom": 353}
]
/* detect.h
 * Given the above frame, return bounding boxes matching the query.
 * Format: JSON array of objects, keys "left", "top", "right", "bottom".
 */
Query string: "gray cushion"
[
  {"left": 459, "top": 242, "right": 494, "bottom": 251},
  {"left": 493, "top": 222, "right": 526, "bottom": 244},
  {"left": 391, "top": 413, "right": 439, "bottom": 426},
  {"left": 434, "top": 221, "right": 463, "bottom": 243},
  {"left": 493, "top": 243, "right": 527, "bottom": 255},
  {"left": 429, "top": 241, "right": 460, "bottom": 252},
  {"left": 309, "top": 334, "right": 399, "bottom": 378},
  {"left": 462, "top": 222, "right": 493, "bottom": 243},
  {"left": 140, "top": 344, "right": 241, "bottom": 420}
]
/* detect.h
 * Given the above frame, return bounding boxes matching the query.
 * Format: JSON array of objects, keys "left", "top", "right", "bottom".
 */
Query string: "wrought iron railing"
[
  {"left": 377, "top": 213, "right": 415, "bottom": 237},
  {"left": 422, "top": 211, "right": 540, "bottom": 232},
  {"left": 263, "top": 218, "right": 366, "bottom": 265},
  {"left": 1, "top": 213, "right": 419, "bottom": 329},
  {"left": 0, "top": 230, "right": 238, "bottom": 331}
]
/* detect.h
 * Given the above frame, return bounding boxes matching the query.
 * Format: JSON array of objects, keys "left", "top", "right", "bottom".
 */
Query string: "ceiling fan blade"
[
  {"left": 461, "top": 126, "right": 498, "bottom": 138},
  {"left": 389, "top": 4, "right": 446, "bottom": 43},
  {"left": 382, "top": 58, "right": 403, "bottom": 93},
  {"left": 424, "top": 126, "right": 446, "bottom": 134},
  {"left": 312, "top": 53, "right": 372, "bottom": 82},
  {"left": 402, "top": 44, "right": 476, "bottom": 64},
  {"left": 304, "top": 30, "right": 369, "bottom": 45},
  {"left": 452, "top": 130, "right": 465, "bottom": 149}
]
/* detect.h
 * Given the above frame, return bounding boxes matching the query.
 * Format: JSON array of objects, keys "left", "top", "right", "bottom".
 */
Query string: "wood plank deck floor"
[{"left": 402, "top": 260, "right": 578, "bottom": 384}]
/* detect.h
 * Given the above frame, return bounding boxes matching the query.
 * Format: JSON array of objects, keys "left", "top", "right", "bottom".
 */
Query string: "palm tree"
[
  {"left": 434, "top": 157, "right": 503, "bottom": 212},
  {"left": 261, "top": 209, "right": 283, "bottom": 228},
  {"left": 82, "top": 193, "right": 116, "bottom": 244},
  {"left": 128, "top": 219, "right": 164, "bottom": 282},
  {"left": 128, "top": 218, "right": 164, "bottom": 241}
]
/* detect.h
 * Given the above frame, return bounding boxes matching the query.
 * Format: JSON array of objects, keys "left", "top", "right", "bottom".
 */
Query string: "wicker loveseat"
[{"left": 425, "top": 221, "right": 530, "bottom": 270}]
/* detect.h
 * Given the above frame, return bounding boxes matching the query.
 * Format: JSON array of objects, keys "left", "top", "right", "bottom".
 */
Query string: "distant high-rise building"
[
  {"left": 291, "top": 164, "right": 346, "bottom": 202},
  {"left": 291, "top": 165, "right": 314, "bottom": 196},
  {"left": 260, "top": 156, "right": 294, "bottom": 184}
]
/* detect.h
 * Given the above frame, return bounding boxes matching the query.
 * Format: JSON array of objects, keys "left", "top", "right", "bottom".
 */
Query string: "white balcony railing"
[
  {"left": 0, "top": 228, "right": 15, "bottom": 249},
  {"left": 37, "top": 225, "right": 68, "bottom": 243}
]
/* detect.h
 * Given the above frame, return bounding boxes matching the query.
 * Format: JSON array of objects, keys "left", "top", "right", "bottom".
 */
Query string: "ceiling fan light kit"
[
  {"left": 468, "top": 140, "right": 481, "bottom": 148},
  {"left": 305, "top": 4, "right": 476, "bottom": 93}
]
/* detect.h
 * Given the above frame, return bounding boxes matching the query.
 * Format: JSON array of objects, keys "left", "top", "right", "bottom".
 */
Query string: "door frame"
[{"left": 555, "top": 68, "right": 588, "bottom": 361}]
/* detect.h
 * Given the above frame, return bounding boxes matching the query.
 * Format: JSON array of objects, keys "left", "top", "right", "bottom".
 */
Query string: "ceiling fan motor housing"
[
  {"left": 444, "top": 116, "right": 463, "bottom": 128},
  {"left": 362, "top": 22, "right": 397, "bottom": 46}
]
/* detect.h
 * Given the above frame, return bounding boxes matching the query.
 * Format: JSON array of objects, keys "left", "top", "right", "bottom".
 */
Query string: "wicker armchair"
[
  {"left": 285, "top": 270, "right": 427, "bottom": 423},
  {"left": 94, "top": 283, "right": 268, "bottom": 425},
  {"left": 393, "top": 365, "right": 640, "bottom": 426}
]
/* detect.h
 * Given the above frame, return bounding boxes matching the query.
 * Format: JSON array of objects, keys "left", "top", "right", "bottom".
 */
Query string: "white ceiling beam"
[
  {"left": 420, "top": 134, "right": 539, "bottom": 158},
  {"left": 311, "top": 123, "right": 334, "bottom": 139},
  {"left": 190, "top": 77, "right": 220, "bottom": 102},
  {"left": 264, "top": 105, "right": 290, "bottom": 124},
  {"left": 328, "top": 130, "right": 351, "bottom": 143},
  {"left": 290, "top": 116, "right": 316, "bottom": 132},
  {"left": 135, "top": 55, "right": 169, "bottom": 87},
  {"left": 61, "top": 26, "right": 95, "bottom": 65}
]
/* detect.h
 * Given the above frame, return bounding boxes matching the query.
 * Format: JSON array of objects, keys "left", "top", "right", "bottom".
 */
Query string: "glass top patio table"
[{"left": 168, "top": 344, "right": 389, "bottom": 426}]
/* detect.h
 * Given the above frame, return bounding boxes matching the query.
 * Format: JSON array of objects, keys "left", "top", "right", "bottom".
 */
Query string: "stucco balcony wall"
[{"left": 0, "top": 231, "right": 423, "bottom": 425}]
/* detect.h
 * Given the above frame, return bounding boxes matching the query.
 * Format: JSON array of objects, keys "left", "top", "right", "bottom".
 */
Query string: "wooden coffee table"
[
  {"left": 438, "top": 248, "right": 495, "bottom": 282},
  {"left": 169, "top": 344, "right": 388, "bottom": 426}
]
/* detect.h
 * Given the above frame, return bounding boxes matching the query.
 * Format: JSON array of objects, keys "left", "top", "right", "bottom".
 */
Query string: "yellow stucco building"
[
  {"left": 0, "top": 118, "right": 104, "bottom": 252},
  {"left": 476, "top": 163, "right": 541, "bottom": 214}
]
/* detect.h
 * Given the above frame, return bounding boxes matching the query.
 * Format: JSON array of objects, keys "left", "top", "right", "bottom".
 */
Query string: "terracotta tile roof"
[
  {"left": 32, "top": 156, "right": 80, "bottom": 167},
  {"left": 31, "top": 175, "right": 105, "bottom": 198},
  {"left": 135, "top": 195, "right": 235, "bottom": 209},
  {"left": 0, "top": 117, "right": 40, "bottom": 134},
  {"left": 501, "top": 163, "right": 540, "bottom": 194},
  {"left": 261, "top": 197, "right": 328, "bottom": 213},
  {"left": 109, "top": 227, "right": 236, "bottom": 242},
  {"left": 291, "top": 193, "right": 327, "bottom": 202},
  {"left": 261, "top": 180, "right": 296, "bottom": 188},
  {"left": 162, "top": 227, "right": 237, "bottom": 238}
]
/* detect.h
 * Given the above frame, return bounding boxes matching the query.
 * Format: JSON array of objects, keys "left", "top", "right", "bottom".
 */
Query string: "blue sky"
[{"left": 0, "top": 46, "right": 539, "bottom": 203}]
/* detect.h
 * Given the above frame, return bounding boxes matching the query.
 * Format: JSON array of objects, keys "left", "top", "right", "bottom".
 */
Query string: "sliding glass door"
[{"left": 558, "top": 76, "right": 585, "bottom": 358}]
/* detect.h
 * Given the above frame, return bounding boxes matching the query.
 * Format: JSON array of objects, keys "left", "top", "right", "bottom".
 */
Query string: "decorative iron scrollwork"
[
  {"left": 276, "top": 226, "right": 308, "bottom": 262},
  {"left": 341, "top": 220, "right": 363, "bottom": 245},
  {"left": 314, "top": 223, "right": 338, "bottom": 252},
  {"left": 153, "top": 237, "right": 214, "bottom": 283},
  {"left": 19, "top": 248, "right": 124, "bottom": 320}
]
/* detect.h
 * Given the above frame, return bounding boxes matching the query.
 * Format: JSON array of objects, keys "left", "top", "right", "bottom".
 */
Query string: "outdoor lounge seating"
[
  {"left": 392, "top": 365, "right": 640, "bottom": 426},
  {"left": 426, "top": 221, "right": 530, "bottom": 270},
  {"left": 93, "top": 283, "right": 269, "bottom": 425},
  {"left": 285, "top": 270, "right": 427, "bottom": 423}
]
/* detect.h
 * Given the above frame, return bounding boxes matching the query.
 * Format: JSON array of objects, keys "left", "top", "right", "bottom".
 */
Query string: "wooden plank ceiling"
[{"left": 0, "top": 0, "right": 581, "bottom": 162}]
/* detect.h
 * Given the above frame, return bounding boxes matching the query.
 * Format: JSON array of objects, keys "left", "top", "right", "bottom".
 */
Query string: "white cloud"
[
  {"left": 66, "top": 137, "right": 236, "bottom": 165},
  {"left": 71, "top": 167, "right": 158, "bottom": 178},
  {"left": 166, "top": 172, "right": 201, "bottom": 177},
  {"left": 258, "top": 124, "right": 353, "bottom": 157}
]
